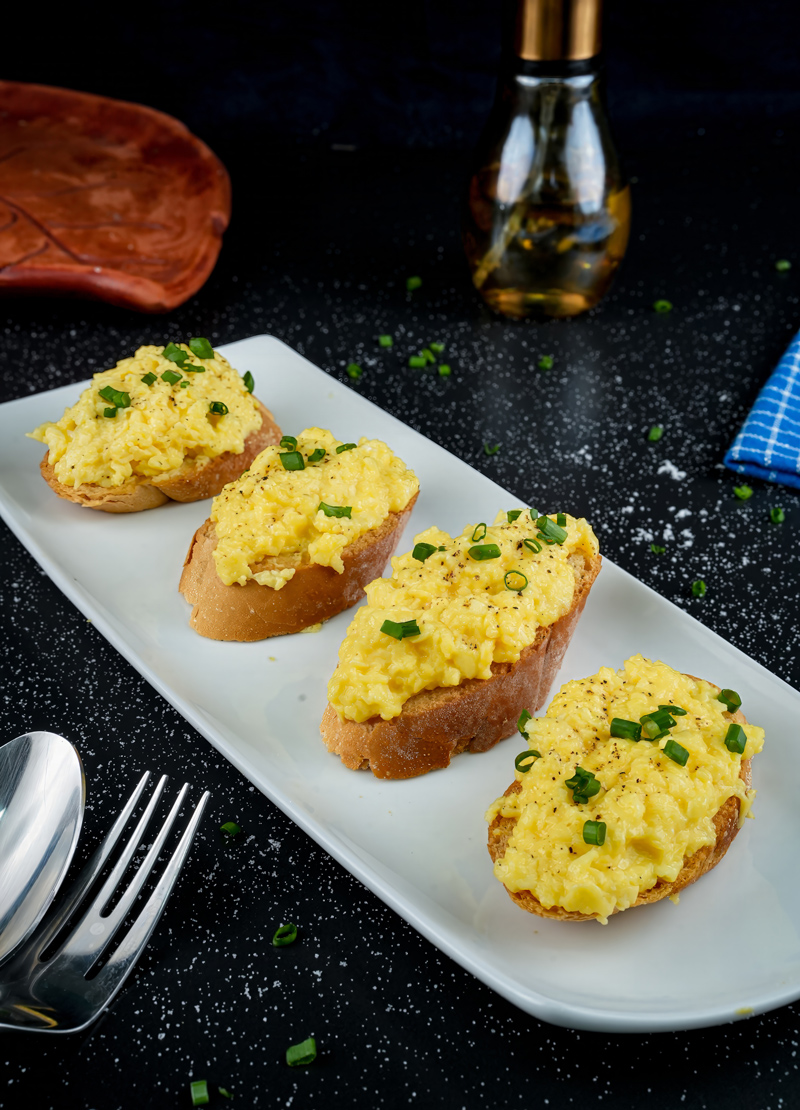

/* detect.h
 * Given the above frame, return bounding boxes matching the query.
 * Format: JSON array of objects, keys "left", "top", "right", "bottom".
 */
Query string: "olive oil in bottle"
[{"left": 463, "top": 0, "right": 630, "bottom": 319}]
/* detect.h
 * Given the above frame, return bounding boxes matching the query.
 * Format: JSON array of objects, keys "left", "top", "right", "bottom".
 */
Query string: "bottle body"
[{"left": 463, "top": 67, "right": 630, "bottom": 319}]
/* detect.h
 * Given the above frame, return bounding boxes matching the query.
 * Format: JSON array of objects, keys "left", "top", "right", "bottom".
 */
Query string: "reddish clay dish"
[{"left": 0, "top": 82, "right": 230, "bottom": 312}]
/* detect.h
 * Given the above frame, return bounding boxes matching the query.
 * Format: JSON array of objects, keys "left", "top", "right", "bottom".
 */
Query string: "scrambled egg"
[
  {"left": 485, "top": 656, "right": 764, "bottom": 924},
  {"left": 29, "top": 344, "right": 261, "bottom": 488},
  {"left": 210, "top": 428, "right": 418, "bottom": 588},
  {"left": 327, "top": 510, "right": 598, "bottom": 723}
]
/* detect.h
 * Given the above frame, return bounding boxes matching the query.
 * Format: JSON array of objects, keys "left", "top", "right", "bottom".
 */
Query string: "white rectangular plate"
[{"left": 2, "top": 334, "right": 799, "bottom": 1033}]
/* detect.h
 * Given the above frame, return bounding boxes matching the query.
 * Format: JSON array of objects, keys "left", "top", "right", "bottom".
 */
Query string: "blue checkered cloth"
[{"left": 724, "top": 330, "right": 800, "bottom": 490}]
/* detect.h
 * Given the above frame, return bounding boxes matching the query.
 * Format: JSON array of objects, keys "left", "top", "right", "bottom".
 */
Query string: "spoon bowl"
[{"left": 0, "top": 732, "right": 85, "bottom": 965}]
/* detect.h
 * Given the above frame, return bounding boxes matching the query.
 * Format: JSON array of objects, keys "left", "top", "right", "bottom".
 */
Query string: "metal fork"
[{"left": 0, "top": 771, "right": 210, "bottom": 1033}]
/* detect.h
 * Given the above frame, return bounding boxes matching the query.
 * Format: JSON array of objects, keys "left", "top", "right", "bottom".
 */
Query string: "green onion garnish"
[
  {"left": 209, "top": 401, "right": 228, "bottom": 415},
  {"left": 378, "top": 334, "right": 393, "bottom": 347},
  {"left": 430, "top": 342, "right": 445, "bottom": 353},
  {"left": 412, "top": 542, "right": 437, "bottom": 562},
  {"left": 103, "top": 407, "right": 117, "bottom": 418},
  {"left": 243, "top": 370, "right": 254, "bottom": 393},
  {"left": 717, "top": 688, "right": 742, "bottom": 713},
  {"left": 380, "top": 618, "right": 421, "bottom": 640},
  {"left": 663, "top": 738, "right": 689, "bottom": 766},
  {"left": 536, "top": 515, "right": 567, "bottom": 545},
  {"left": 408, "top": 356, "right": 426, "bottom": 368},
  {"left": 421, "top": 348, "right": 435, "bottom": 364},
  {"left": 280, "top": 435, "right": 298, "bottom": 450},
  {"left": 318, "top": 502, "right": 351, "bottom": 518},
  {"left": 650, "top": 544, "right": 666, "bottom": 554},
  {"left": 180, "top": 380, "right": 190, "bottom": 388},
  {"left": 98, "top": 386, "right": 131, "bottom": 409},
  {"left": 610, "top": 718, "right": 642, "bottom": 742},
  {"left": 733, "top": 484, "right": 753, "bottom": 501},
  {"left": 468, "top": 543, "right": 501, "bottom": 561},
  {"left": 336, "top": 443, "right": 357, "bottom": 454},
  {"left": 161, "top": 369, "right": 182, "bottom": 386},
  {"left": 653, "top": 299, "right": 673, "bottom": 313},
  {"left": 190, "top": 1080, "right": 210, "bottom": 1106},
  {"left": 483, "top": 442, "right": 501, "bottom": 456},
  {"left": 724, "top": 723, "right": 747, "bottom": 755},
  {"left": 471, "top": 523, "right": 487, "bottom": 542},
  {"left": 583, "top": 820, "right": 606, "bottom": 846},
  {"left": 647, "top": 425, "right": 663, "bottom": 442},
  {"left": 523, "top": 537, "right": 542, "bottom": 554},
  {"left": 308, "top": 448, "right": 326, "bottom": 463},
  {"left": 406, "top": 275, "right": 422, "bottom": 291},
  {"left": 507, "top": 510, "right": 523, "bottom": 522},
  {"left": 188, "top": 336, "right": 215, "bottom": 359},
  {"left": 286, "top": 1037, "right": 317, "bottom": 1067},
  {"left": 640, "top": 708, "right": 676, "bottom": 739},
  {"left": 517, "top": 709, "right": 532, "bottom": 735},
  {"left": 141, "top": 372, "right": 157, "bottom": 386},
  {"left": 219, "top": 1090, "right": 233, "bottom": 1100},
  {"left": 691, "top": 579, "right": 707, "bottom": 598},
  {"left": 538, "top": 355, "right": 553, "bottom": 370},
  {"left": 438, "top": 364, "right": 451, "bottom": 376},
  {"left": 775, "top": 259, "right": 792, "bottom": 272},
  {"left": 556, "top": 513, "right": 567, "bottom": 526},
  {"left": 163, "top": 341, "right": 190, "bottom": 366},
  {"left": 659, "top": 704, "right": 687, "bottom": 716},
  {"left": 515, "top": 750, "right": 541, "bottom": 773},
  {"left": 220, "top": 821, "right": 241, "bottom": 838},
  {"left": 272, "top": 923, "right": 298, "bottom": 947},
  {"left": 504, "top": 570, "right": 528, "bottom": 592},
  {"left": 346, "top": 363, "right": 363, "bottom": 379},
  {"left": 770, "top": 506, "right": 785, "bottom": 523},
  {"left": 565, "top": 767, "right": 601, "bottom": 804},
  {"left": 280, "top": 450, "right": 305, "bottom": 470}
]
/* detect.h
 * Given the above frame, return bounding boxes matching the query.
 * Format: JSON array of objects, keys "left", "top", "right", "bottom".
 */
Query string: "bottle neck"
[
  {"left": 511, "top": 0, "right": 602, "bottom": 63},
  {"left": 509, "top": 55, "right": 602, "bottom": 78}
]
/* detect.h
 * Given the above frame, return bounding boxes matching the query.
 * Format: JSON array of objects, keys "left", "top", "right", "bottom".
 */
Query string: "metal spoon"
[{"left": 0, "top": 731, "right": 85, "bottom": 965}]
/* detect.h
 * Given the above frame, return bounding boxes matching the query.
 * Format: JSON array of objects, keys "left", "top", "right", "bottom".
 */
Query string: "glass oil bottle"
[{"left": 463, "top": 0, "right": 630, "bottom": 319}]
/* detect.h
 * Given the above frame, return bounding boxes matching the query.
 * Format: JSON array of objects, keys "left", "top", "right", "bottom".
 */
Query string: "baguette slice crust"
[
  {"left": 320, "top": 550, "right": 602, "bottom": 780},
  {"left": 487, "top": 695, "right": 751, "bottom": 921},
  {"left": 39, "top": 399, "right": 281, "bottom": 513},
  {"left": 179, "top": 492, "right": 418, "bottom": 641}
]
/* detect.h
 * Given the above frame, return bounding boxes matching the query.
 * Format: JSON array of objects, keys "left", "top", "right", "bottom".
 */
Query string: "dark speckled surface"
[{"left": 2, "top": 116, "right": 800, "bottom": 1108}]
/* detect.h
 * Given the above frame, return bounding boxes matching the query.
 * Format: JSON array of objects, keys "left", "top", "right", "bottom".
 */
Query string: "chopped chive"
[
  {"left": 647, "top": 425, "right": 663, "bottom": 442},
  {"left": 517, "top": 709, "right": 532, "bottom": 735},
  {"left": 653, "top": 299, "right": 673, "bottom": 313},
  {"left": 307, "top": 448, "right": 326, "bottom": 463},
  {"left": 421, "top": 348, "right": 435, "bottom": 364},
  {"left": 336, "top": 443, "right": 357, "bottom": 453},
  {"left": 286, "top": 1037, "right": 317, "bottom": 1067},
  {"left": 408, "top": 356, "right": 427, "bottom": 368},
  {"left": 161, "top": 369, "right": 183, "bottom": 386},
  {"left": 103, "top": 406, "right": 117, "bottom": 418},
  {"left": 523, "top": 537, "right": 542, "bottom": 554},
  {"left": 770, "top": 506, "right": 785, "bottom": 523},
  {"left": 220, "top": 821, "right": 241, "bottom": 838},
  {"left": 163, "top": 341, "right": 190, "bottom": 366},
  {"left": 468, "top": 543, "right": 501, "bottom": 560},
  {"left": 556, "top": 512, "right": 567, "bottom": 527},
  {"left": 346, "top": 363, "right": 363, "bottom": 379},
  {"left": 515, "top": 749, "right": 541, "bottom": 773},
  {"left": 243, "top": 370, "right": 255, "bottom": 393},
  {"left": 483, "top": 442, "right": 501, "bottom": 456},
  {"left": 437, "top": 364, "right": 451, "bottom": 376},
  {"left": 272, "top": 923, "right": 298, "bottom": 947},
  {"left": 610, "top": 718, "right": 642, "bottom": 742},
  {"left": 775, "top": 259, "right": 792, "bottom": 272},
  {"left": 504, "top": 570, "right": 528, "bottom": 592},
  {"left": 538, "top": 355, "right": 554, "bottom": 370},
  {"left": 98, "top": 385, "right": 131, "bottom": 409},
  {"left": 318, "top": 502, "right": 351, "bottom": 518},
  {"left": 183, "top": 361, "right": 206, "bottom": 373},
  {"left": 565, "top": 767, "right": 601, "bottom": 804},
  {"left": 280, "top": 450, "right": 305, "bottom": 471},
  {"left": 717, "top": 688, "right": 742, "bottom": 713},
  {"left": 724, "top": 723, "right": 747, "bottom": 755},
  {"left": 188, "top": 336, "right": 215, "bottom": 359},
  {"left": 190, "top": 1080, "right": 210, "bottom": 1106},
  {"left": 180, "top": 380, "right": 190, "bottom": 388},
  {"left": 583, "top": 820, "right": 606, "bottom": 846},
  {"left": 536, "top": 515, "right": 567, "bottom": 545},
  {"left": 650, "top": 544, "right": 666, "bottom": 554},
  {"left": 380, "top": 618, "right": 421, "bottom": 639},
  {"left": 412, "top": 542, "right": 438, "bottom": 562},
  {"left": 430, "top": 342, "right": 445, "bottom": 354},
  {"left": 506, "top": 510, "right": 523, "bottom": 522},
  {"left": 640, "top": 708, "right": 675, "bottom": 739},
  {"left": 219, "top": 1090, "right": 233, "bottom": 1100},
  {"left": 471, "top": 523, "right": 487, "bottom": 542},
  {"left": 658, "top": 704, "right": 687, "bottom": 716},
  {"left": 691, "top": 579, "right": 707, "bottom": 598},
  {"left": 378, "top": 334, "right": 393, "bottom": 347},
  {"left": 209, "top": 401, "right": 228, "bottom": 416},
  {"left": 141, "top": 372, "right": 157, "bottom": 386},
  {"left": 280, "top": 435, "right": 298, "bottom": 450},
  {"left": 406, "top": 275, "right": 422, "bottom": 291},
  {"left": 663, "top": 738, "right": 689, "bottom": 766},
  {"left": 733, "top": 484, "right": 753, "bottom": 500}
]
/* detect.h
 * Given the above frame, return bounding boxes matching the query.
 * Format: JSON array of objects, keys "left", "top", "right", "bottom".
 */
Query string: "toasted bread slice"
[
  {"left": 179, "top": 492, "right": 418, "bottom": 641},
  {"left": 320, "top": 550, "right": 601, "bottom": 779},
  {"left": 487, "top": 691, "right": 751, "bottom": 922},
  {"left": 39, "top": 400, "right": 281, "bottom": 513}
]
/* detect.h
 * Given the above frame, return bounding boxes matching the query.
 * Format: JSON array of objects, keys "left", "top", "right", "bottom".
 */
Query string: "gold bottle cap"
[{"left": 514, "top": 0, "right": 602, "bottom": 61}]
